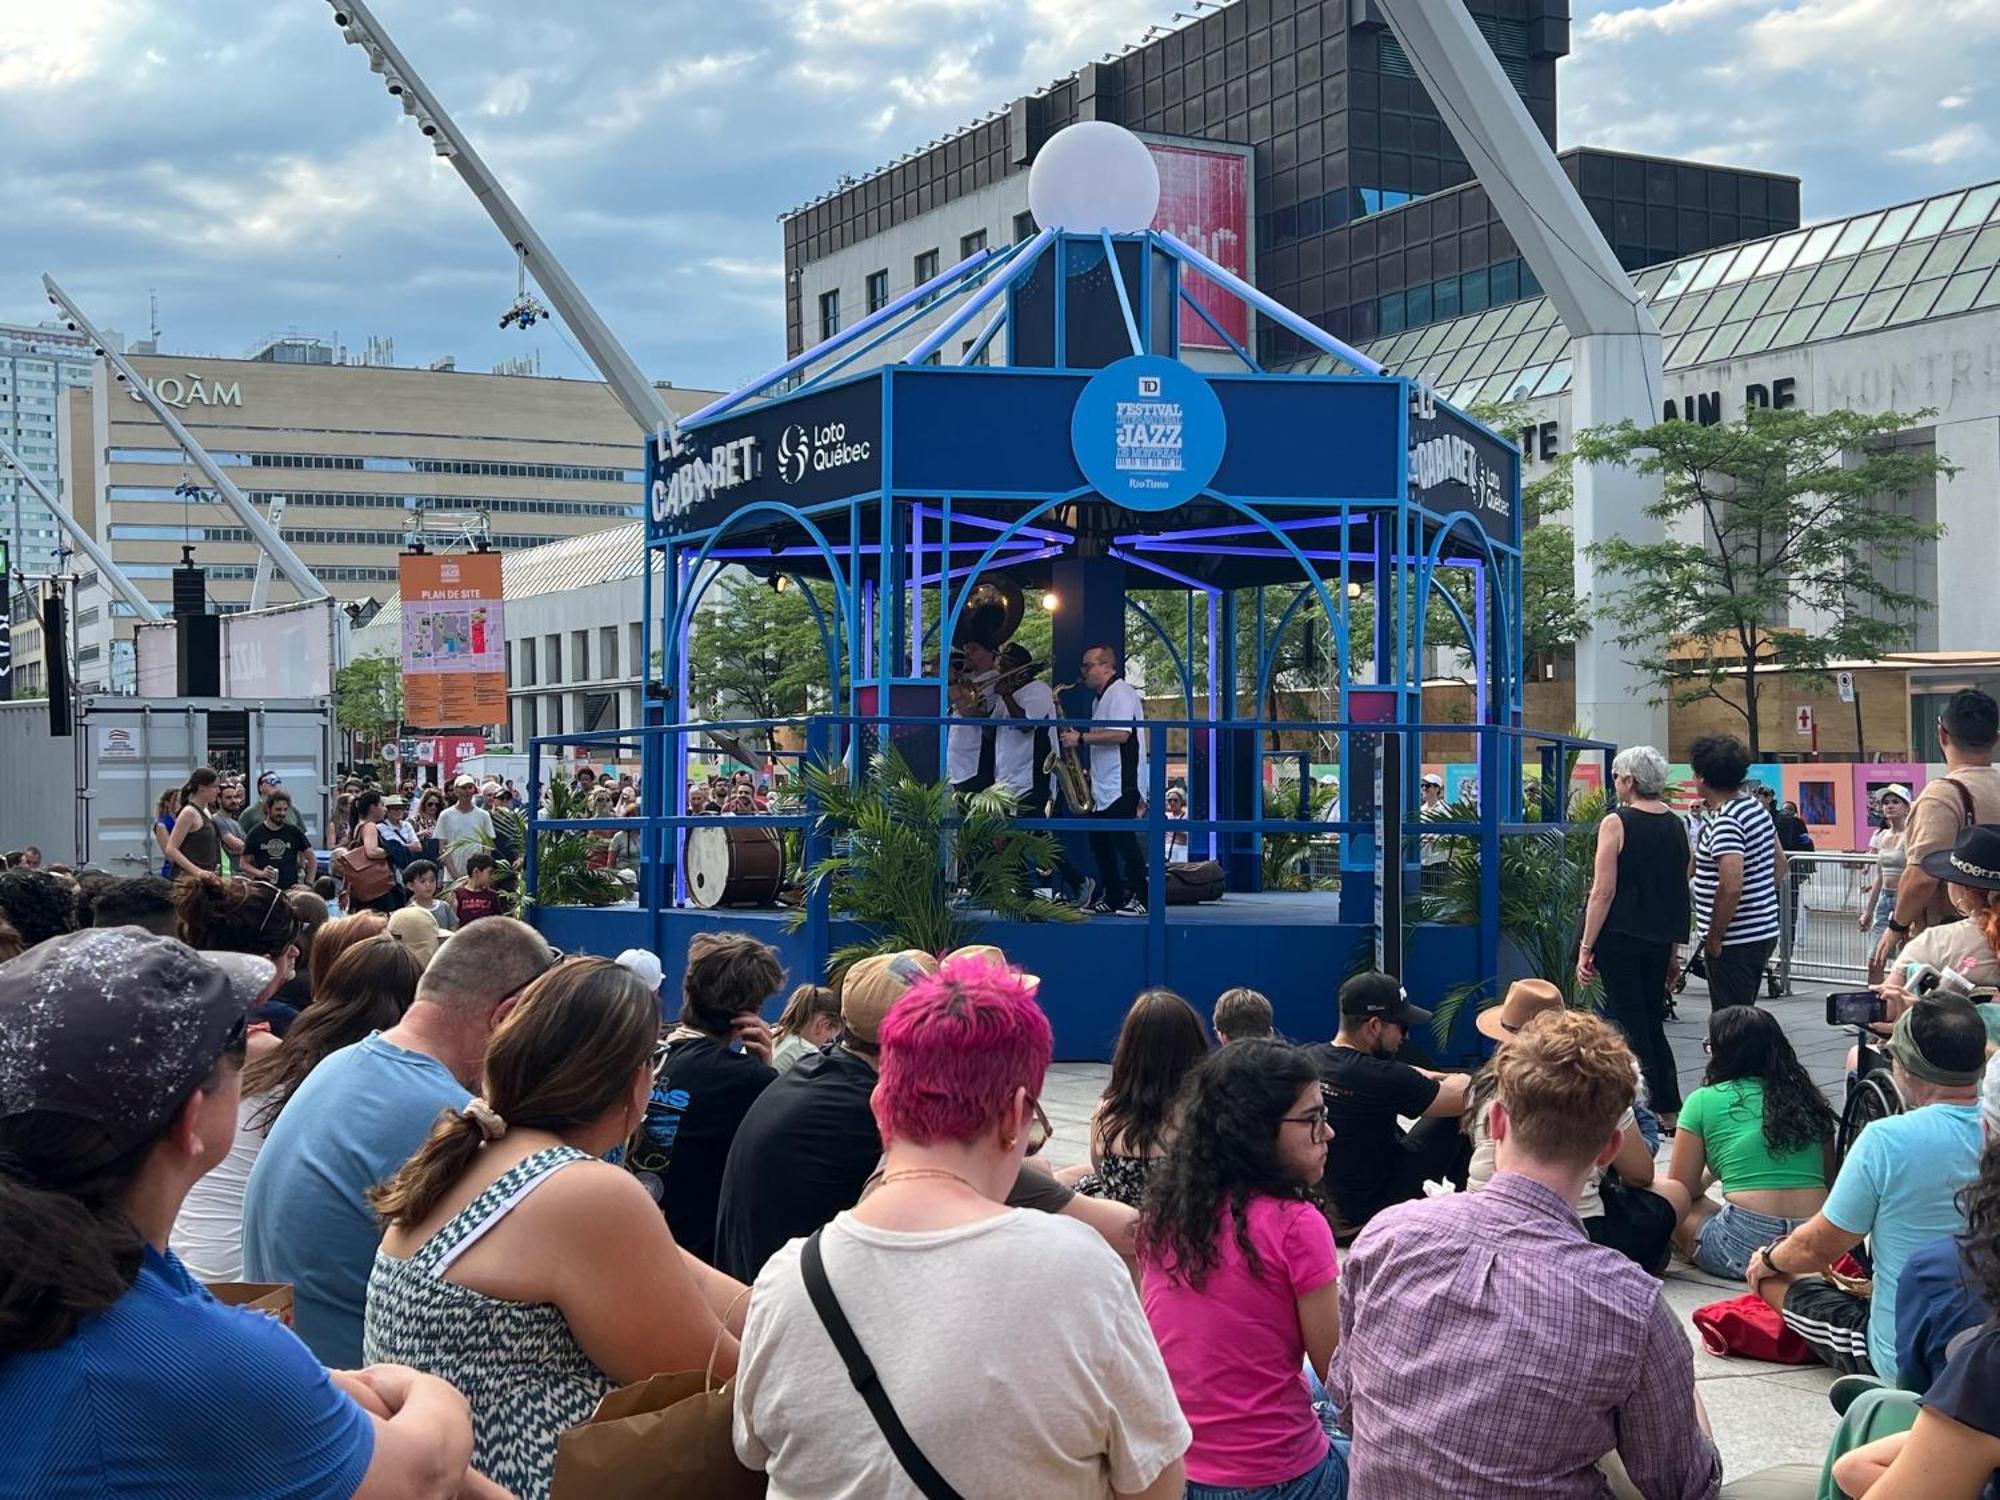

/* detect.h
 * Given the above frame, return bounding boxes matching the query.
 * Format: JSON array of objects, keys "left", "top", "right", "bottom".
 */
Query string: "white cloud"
[
  {"left": 1584, "top": 0, "right": 1740, "bottom": 41},
  {"left": 0, "top": 0, "right": 141, "bottom": 89},
  {"left": 1891, "top": 123, "right": 1989, "bottom": 165},
  {"left": 479, "top": 72, "right": 534, "bottom": 118},
  {"left": 4, "top": 0, "right": 1995, "bottom": 391},
  {"left": 1567, "top": 0, "right": 2000, "bottom": 223},
  {"left": 702, "top": 256, "right": 783, "bottom": 282}
]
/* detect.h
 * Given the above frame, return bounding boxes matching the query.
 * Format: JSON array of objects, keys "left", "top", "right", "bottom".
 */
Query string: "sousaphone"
[{"left": 952, "top": 574, "right": 1024, "bottom": 653}]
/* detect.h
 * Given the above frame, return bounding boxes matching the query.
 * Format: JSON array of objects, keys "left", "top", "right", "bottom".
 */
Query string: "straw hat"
[{"left": 1475, "top": 977, "right": 1565, "bottom": 1042}]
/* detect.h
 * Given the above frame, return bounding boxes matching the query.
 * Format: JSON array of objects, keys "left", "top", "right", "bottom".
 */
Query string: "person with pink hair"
[{"left": 733, "top": 955, "right": 1190, "bottom": 1499}]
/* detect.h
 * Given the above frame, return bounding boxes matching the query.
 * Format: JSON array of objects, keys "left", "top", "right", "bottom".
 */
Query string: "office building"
[
  {"left": 782, "top": 0, "right": 1798, "bottom": 366},
  {"left": 19, "top": 354, "right": 714, "bottom": 693},
  {"left": 1, "top": 321, "right": 97, "bottom": 577},
  {"left": 1288, "top": 178, "right": 2000, "bottom": 659}
]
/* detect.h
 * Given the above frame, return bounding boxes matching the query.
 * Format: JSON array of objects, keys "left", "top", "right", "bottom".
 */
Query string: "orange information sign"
[{"left": 399, "top": 552, "right": 507, "bottom": 728}]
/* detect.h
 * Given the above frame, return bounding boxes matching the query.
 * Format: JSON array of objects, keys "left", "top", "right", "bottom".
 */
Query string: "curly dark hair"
[
  {"left": 1960, "top": 1134, "right": 2000, "bottom": 1316},
  {"left": 0, "top": 870, "right": 76, "bottom": 951},
  {"left": 1096, "top": 988, "right": 1210, "bottom": 1159},
  {"left": 1137, "top": 1039, "right": 1327, "bottom": 1290},
  {"left": 1703, "top": 1005, "right": 1837, "bottom": 1158}
]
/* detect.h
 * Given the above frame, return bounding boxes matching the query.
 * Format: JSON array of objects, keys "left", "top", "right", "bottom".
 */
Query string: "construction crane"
[
  {"left": 322, "top": 0, "right": 677, "bottom": 440},
  {"left": 41, "top": 275, "right": 331, "bottom": 603},
  {"left": 1378, "top": 2, "right": 1666, "bottom": 752}
]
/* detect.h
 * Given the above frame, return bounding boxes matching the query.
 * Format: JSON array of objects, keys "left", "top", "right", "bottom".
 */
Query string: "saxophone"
[{"left": 1044, "top": 682, "right": 1094, "bottom": 813}]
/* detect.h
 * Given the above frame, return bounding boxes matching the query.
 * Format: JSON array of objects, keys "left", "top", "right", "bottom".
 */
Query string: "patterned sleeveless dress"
[{"left": 363, "top": 1145, "right": 616, "bottom": 1500}]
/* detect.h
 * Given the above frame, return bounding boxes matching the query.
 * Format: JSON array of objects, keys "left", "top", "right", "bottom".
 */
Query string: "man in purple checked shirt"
[{"left": 1332, "top": 1009, "right": 1723, "bottom": 1500}]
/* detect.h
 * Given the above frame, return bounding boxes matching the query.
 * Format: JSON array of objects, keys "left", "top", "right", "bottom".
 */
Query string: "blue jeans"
[
  {"left": 1186, "top": 1446, "right": 1349, "bottom": 1500},
  {"left": 1693, "top": 1201, "right": 1813, "bottom": 1279}
]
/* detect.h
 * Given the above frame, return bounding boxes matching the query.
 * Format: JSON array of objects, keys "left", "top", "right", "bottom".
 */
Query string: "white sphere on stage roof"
[{"left": 1027, "top": 121, "right": 1160, "bottom": 234}]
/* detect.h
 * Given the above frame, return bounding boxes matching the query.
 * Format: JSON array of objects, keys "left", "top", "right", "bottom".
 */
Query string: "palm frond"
[
  {"left": 790, "top": 746, "right": 1081, "bottom": 955},
  {"left": 523, "top": 771, "right": 628, "bottom": 911}
]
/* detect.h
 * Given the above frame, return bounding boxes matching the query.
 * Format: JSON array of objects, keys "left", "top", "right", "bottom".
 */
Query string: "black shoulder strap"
[
  {"left": 800, "top": 1229, "right": 965, "bottom": 1500},
  {"left": 1949, "top": 776, "right": 1977, "bottom": 827}
]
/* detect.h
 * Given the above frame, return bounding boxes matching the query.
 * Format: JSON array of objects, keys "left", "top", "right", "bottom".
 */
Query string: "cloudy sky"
[{"left": 1, "top": 0, "right": 1992, "bottom": 397}]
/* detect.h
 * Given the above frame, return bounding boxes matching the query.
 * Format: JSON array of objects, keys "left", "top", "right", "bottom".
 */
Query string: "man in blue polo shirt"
[
  {"left": 1747, "top": 995, "right": 1987, "bottom": 1381},
  {"left": 0, "top": 927, "right": 480, "bottom": 1498}
]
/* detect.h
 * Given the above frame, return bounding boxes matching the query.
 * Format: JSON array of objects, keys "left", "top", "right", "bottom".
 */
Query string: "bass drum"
[{"left": 684, "top": 823, "right": 785, "bottom": 909}]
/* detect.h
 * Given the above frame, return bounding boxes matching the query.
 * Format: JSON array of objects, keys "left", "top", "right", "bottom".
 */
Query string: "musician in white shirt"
[
  {"left": 1060, "top": 644, "right": 1149, "bottom": 916},
  {"left": 991, "top": 644, "right": 1055, "bottom": 813},
  {"left": 947, "top": 642, "right": 999, "bottom": 795}
]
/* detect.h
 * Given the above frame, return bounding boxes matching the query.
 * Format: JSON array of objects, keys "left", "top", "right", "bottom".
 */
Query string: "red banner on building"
[
  {"left": 1149, "top": 143, "right": 1252, "bottom": 352},
  {"left": 399, "top": 552, "right": 507, "bottom": 729}
]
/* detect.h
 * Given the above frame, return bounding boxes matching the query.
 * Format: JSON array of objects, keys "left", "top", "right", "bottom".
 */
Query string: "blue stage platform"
[{"left": 534, "top": 892, "right": 1495, "bottom": 1064}]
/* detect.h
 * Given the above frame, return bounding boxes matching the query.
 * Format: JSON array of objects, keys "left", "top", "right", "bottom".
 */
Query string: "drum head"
[{"left": 684, "top": 824, "right": 730, "bottom": 909}]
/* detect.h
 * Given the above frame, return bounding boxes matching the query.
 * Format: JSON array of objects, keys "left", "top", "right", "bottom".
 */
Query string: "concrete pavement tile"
[{"left": 1700, "top": 1372, "right": 1841, "bottom": 1475}]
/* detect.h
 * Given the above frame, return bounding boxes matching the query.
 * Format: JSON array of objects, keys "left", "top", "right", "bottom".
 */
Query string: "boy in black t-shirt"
[{"left": 1307, "top": 972, "right": 1474, "bottom": 1236}]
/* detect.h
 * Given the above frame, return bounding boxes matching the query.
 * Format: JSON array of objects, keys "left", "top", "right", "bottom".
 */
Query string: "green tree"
[
  {"left": 333, "top": 652, "right": 402, "bottom": 749},
  {"left": 688, "top": 573, "right": 840, "bottom": 752},
  {"left": 1578, "top": 406, "right": 1949, "bottom": 758}
]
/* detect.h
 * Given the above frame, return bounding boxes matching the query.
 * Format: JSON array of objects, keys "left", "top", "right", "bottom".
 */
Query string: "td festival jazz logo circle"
[{"left": 1070, "top": 355, "right": 1226, "bottom": 511}]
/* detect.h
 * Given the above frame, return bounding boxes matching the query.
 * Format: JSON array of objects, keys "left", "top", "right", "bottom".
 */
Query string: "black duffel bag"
[{"left": 1164, "top": 860, "right": 1226, "bottom": 905}]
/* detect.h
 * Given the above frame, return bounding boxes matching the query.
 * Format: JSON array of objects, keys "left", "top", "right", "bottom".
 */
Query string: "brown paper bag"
[
  {"left": 205, "top": 1281, "right": 295, "bottom": 1327},
  {"left": 550, "top": 1371, "right": 765, "bottom": 1500}
]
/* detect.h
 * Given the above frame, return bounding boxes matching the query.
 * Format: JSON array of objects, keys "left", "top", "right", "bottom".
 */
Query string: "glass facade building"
[
  {"left": 1290, "top": 181, "right": 2000, "bottom": 409},
  {"left": 781, "top": 0, "right": 1798, "bottom": 363},
  {"left": 0, "top": 322, "right": 95, "bottom": 576}
]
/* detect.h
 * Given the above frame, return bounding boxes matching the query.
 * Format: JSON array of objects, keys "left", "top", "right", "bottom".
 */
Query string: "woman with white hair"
[{"left": 1578, "top": 745, "right": 1692, "bottom": 1128}]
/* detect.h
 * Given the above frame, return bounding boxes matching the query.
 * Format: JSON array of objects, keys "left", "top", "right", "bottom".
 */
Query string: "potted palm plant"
[
  {"left": 792, "top": 747, "right": 1082, "bottom": 974},
  {"left": 1417, "top": 786, "right": 1607, "bottom": 1046},
  {"left": 517, "top": 771, "right": 628, "bottom": 912}
]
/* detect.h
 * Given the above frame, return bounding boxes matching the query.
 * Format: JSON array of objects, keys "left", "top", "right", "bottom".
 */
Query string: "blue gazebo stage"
[{"left": 527, "top": 227, "right": 1608, "bottom": 1062}]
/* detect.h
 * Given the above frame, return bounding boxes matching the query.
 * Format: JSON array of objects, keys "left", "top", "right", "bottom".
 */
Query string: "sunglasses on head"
[{"left": 1024, "top": 1097, "right": 1053, "bottom": 1156}]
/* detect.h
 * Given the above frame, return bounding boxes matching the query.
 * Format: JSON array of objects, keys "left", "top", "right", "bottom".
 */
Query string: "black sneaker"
[
  {"left": 1086, "top": 897, "right": 1116, "bottom": 914},
  {"left": 1113, "top": 899, "right": 1148, "bottom": 917}
]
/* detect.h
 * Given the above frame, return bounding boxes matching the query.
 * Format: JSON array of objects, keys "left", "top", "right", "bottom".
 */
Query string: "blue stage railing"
[{"left": 522, "top": 714, "right": 1614, "bottom": 1002}]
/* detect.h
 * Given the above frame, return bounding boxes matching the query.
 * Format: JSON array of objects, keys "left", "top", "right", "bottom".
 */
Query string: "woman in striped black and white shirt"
[{"left": 1687, "top": 735, "right": 1787, "bottom": 1010}]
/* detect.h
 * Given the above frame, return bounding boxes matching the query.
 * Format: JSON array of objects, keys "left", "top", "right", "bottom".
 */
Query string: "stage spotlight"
[
  {"left": 1346, "top": 581, "right": 1363, "bottom": 599},
  {"left": 769, "top": 573, "right": 790, "bottom": 594},
  {"left": 1041, "top": 590, "right": 1060, "bottom": 612}
]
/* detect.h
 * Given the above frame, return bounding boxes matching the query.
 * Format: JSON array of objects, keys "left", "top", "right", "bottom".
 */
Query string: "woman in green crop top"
[{"left": 1665, "top": 1006, "right": 1838, "bottom": 1278}]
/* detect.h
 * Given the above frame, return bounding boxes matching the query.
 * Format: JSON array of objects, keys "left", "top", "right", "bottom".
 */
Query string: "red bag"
[{"left": 1691, "top": 1293, "right": 1816, "bottom": 1365}]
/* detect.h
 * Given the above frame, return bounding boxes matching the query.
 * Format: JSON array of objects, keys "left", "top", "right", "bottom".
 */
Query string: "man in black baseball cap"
[{"left": 1305, "top": 971, "right": 1473, "bottom": 1236}]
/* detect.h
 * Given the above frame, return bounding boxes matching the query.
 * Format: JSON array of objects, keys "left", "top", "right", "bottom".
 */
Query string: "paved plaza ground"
[{"left": 1039, "top": 979, "right": 1856, "bottom": 1483}]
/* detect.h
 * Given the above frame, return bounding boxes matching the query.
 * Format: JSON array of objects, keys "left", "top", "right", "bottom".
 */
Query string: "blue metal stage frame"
[{"left": 525, "top": 228, "right": 1609, "bottom": 1059}]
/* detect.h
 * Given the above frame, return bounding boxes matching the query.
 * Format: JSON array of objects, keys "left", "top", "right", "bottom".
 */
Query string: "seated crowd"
[{"left": 8, "top": 875, "right": 2000, "bottom": 1499}]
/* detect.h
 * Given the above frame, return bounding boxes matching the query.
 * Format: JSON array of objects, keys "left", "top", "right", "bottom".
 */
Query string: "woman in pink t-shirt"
[{"left": 1138, "top": 1040, "right": 1347, "bottom": 1500}]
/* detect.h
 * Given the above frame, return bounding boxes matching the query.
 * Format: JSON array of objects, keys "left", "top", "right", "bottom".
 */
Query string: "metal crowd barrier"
[{"left": 1778, "top": 851, "right": 1883, "bottom": 992}]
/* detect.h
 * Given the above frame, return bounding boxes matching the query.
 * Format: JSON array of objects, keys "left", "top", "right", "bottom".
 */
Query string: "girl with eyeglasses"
[{"left": 1139, "top": 1039, "right": 1348, "bottom": 1500}]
